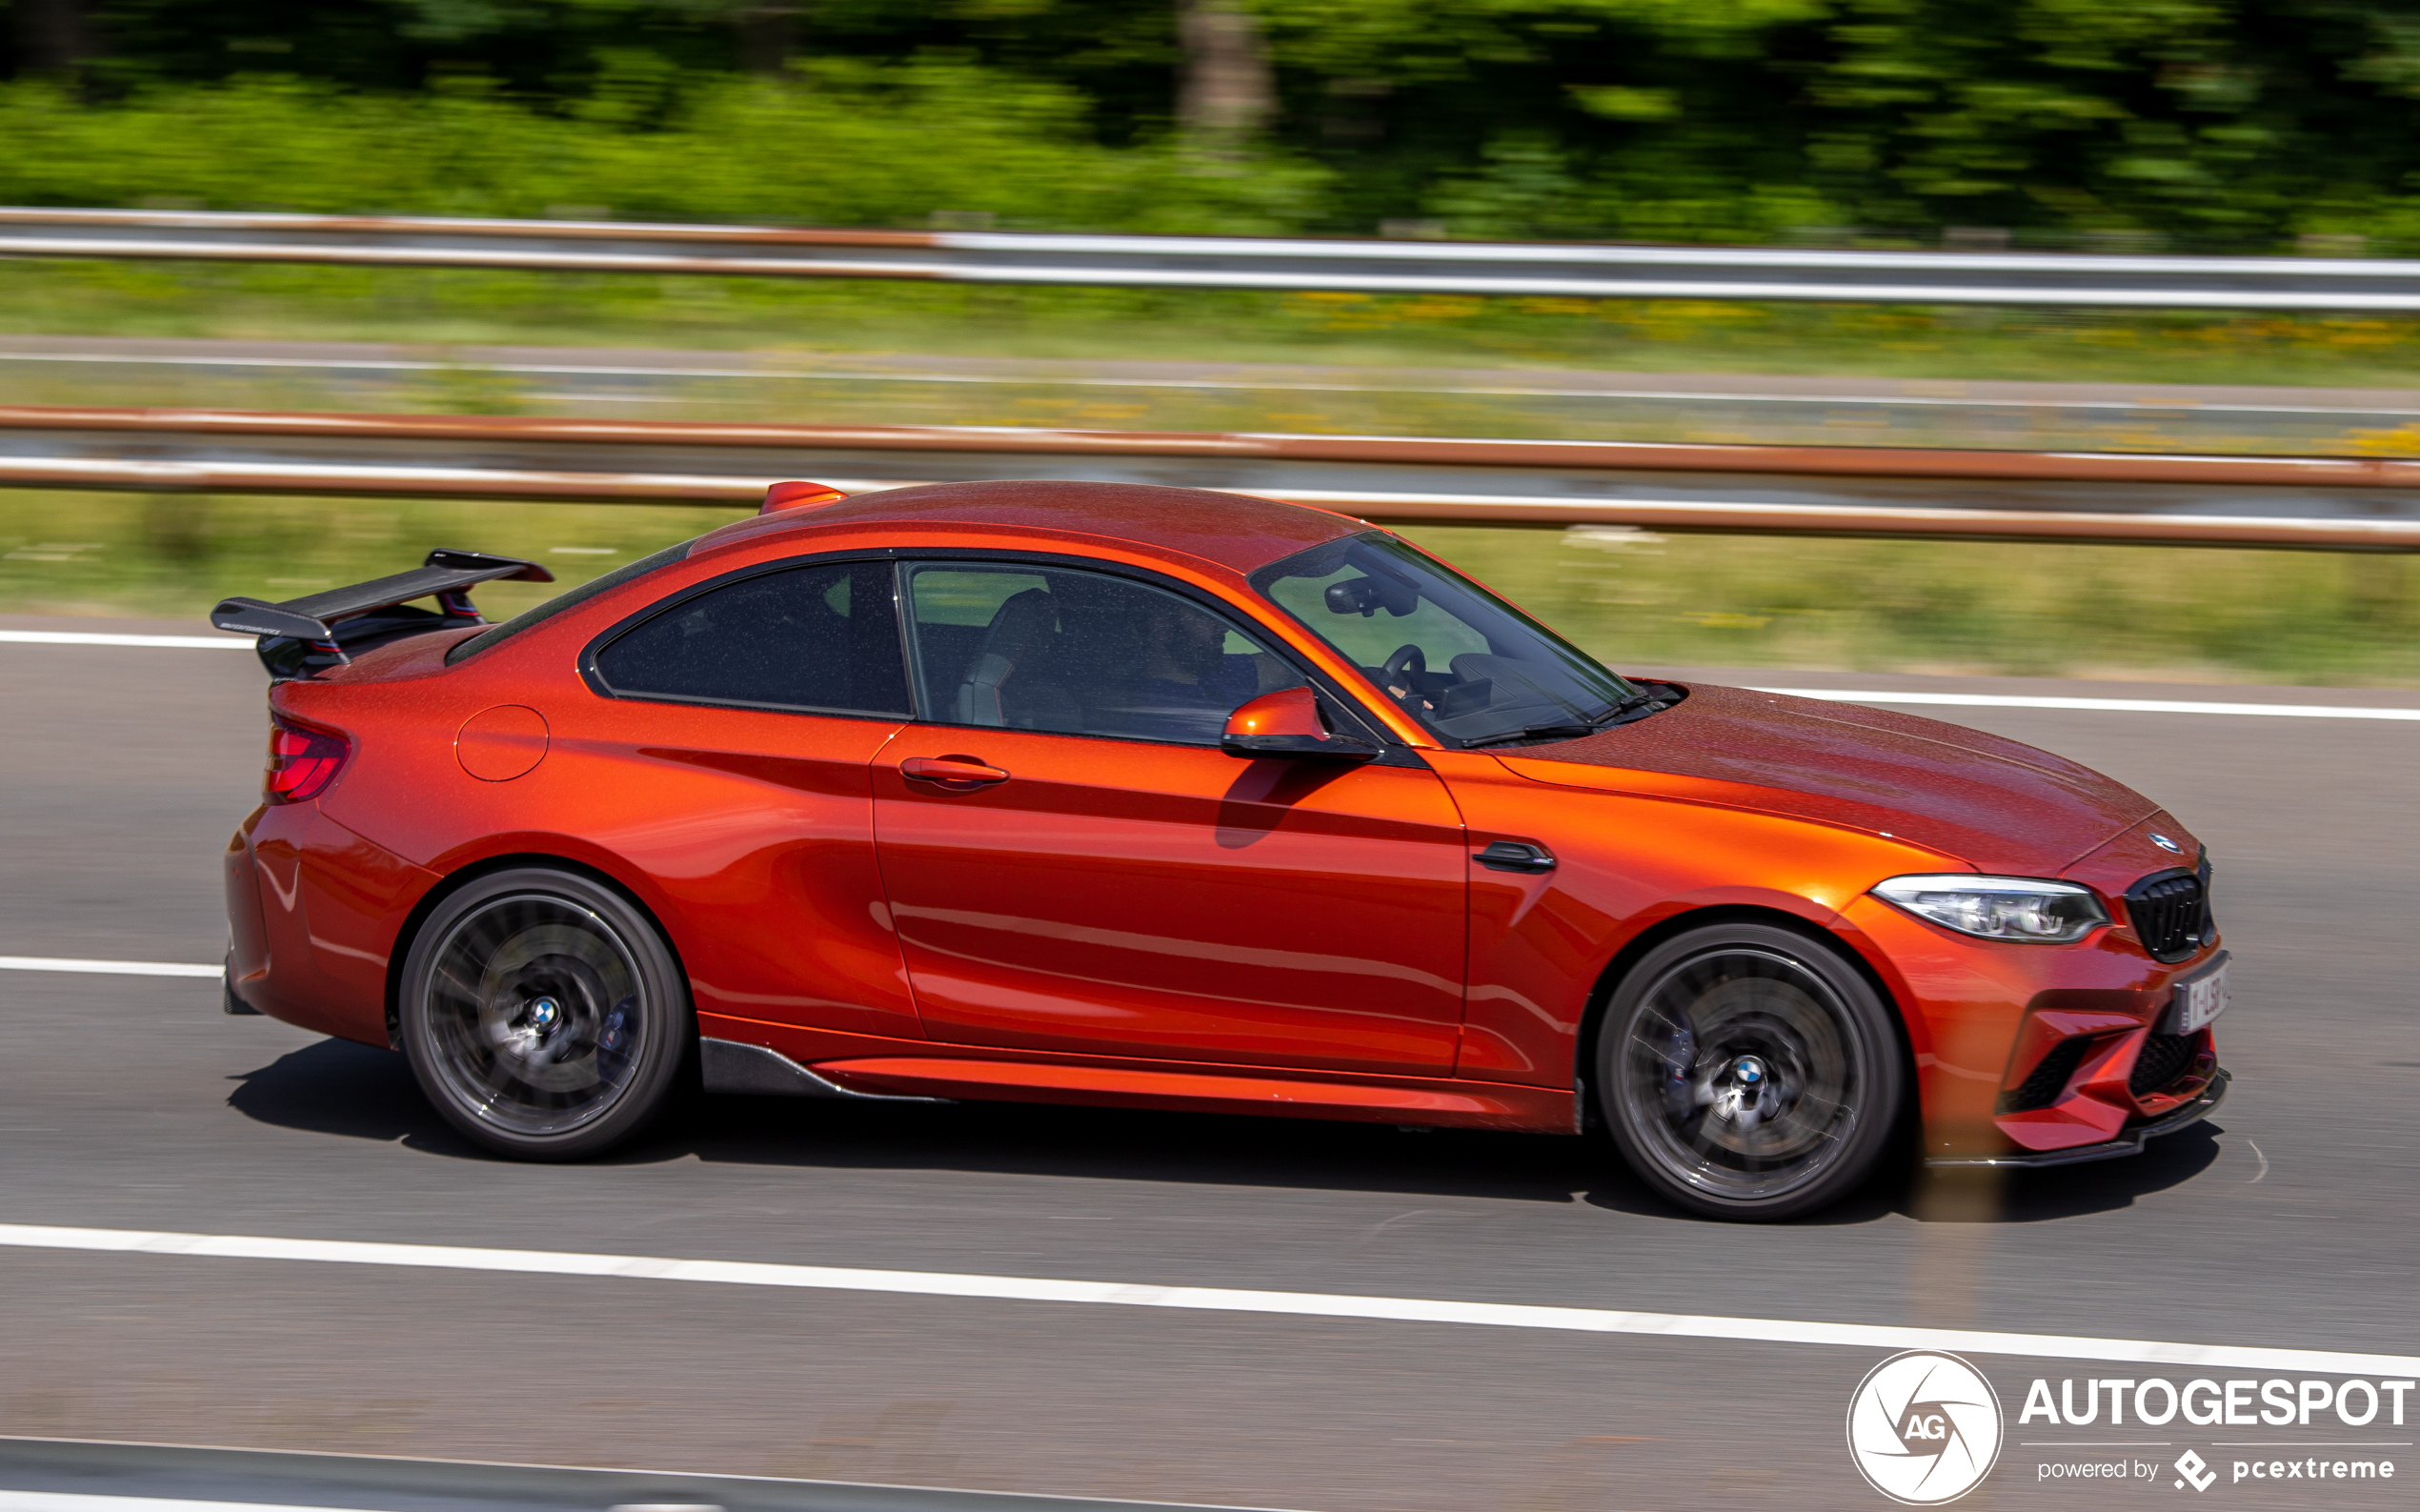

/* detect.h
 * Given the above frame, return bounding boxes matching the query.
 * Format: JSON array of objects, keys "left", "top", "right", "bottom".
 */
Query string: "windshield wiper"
[
  {"left": 1459, "top": 689, "right": 1670, "bottom": 749},
  {"left": 1462, "top": 721, "right": 1598, "bottom": 748}
]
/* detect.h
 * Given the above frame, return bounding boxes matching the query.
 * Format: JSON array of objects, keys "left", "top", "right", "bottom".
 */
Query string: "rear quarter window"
[
  {"left": 591, "top": 559, "right": 910, "bottom": 716},
  {"left": 444, "top": 541, "right": 693, "bottom": 666}
]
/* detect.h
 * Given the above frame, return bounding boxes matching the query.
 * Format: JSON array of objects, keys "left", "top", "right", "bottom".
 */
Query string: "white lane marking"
[
  {"left": 0, "top": 630, "right": 250, "bottom": 649},
  {"left": 1752, "top": 687, "right": 2420, "bottom": 720},
  {"left": 1, "top": 1222, "right": 2413, "bottom": 1378},
  {"left": 0, "top": 957, "right": 223, "bottom": 978},
  {"left": 0, "top": 1495, "right": 353, "bottom": 1512}
]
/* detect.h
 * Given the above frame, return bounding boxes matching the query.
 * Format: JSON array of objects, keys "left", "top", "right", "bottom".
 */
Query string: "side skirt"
[
  {"left": 698, "top": 1038, "right": 948, "bottom": 1102},
  {"left": 692, "top": 1013, "right": 1582, "bottom": 1134}
]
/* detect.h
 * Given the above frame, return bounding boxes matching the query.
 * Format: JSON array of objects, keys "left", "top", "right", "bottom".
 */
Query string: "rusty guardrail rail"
[
  {"left": 3, "top": 403, "right": 2418, "bottom": 549},
  {"left": 11, "top": 207, "right": 2420, "bottom": 310}
]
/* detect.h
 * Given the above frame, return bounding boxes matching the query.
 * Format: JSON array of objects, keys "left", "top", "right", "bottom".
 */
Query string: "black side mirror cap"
[{"left": 1220, "top": 731, "right": 1381, "bottom": 762}]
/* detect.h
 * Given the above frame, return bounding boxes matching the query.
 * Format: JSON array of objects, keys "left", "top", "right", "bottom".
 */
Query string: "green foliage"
[
  {"left": 20, "top": 2, "right": 2420, "bottom": 248},
  {"left": 0, "top": 66, "right": 1322, "bottom": 232},
  {"left": 1284, "top": 0, "right": 2420, "bottom": 249}
]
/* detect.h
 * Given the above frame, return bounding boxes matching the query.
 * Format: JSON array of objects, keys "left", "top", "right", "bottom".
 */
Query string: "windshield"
[{"left": 1250, "top": 533, "right": 1639, "bottom": 746}]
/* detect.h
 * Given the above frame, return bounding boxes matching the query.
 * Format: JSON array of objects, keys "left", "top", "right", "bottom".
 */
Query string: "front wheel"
[
  {"left": 1597, "top": 922, "right": 1905, "bottom": 1221},
  {"left": 399, "top": 868, "right": 690, "bottom": 1160}
]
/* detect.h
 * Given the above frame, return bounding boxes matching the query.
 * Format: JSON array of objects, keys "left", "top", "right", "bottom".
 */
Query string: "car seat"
[{"left": 956, "top": 587, "right": 1078, "bottom": 729}]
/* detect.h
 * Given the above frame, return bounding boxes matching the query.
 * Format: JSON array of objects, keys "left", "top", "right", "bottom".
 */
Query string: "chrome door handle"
[
  {"left": 1476, "top": 840, "right": 1556, "bottom": 874},
  {"left": 900, "top": 755, "right": 1011, "bottom": 788}
]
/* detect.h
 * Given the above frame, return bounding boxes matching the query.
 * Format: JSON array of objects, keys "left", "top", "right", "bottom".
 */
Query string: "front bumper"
[
  {"left": 1926, "top": 1067, "right": 2228, "bottom": 1168},
  {"left": 1838, "top": 893, "right": 2229, "bottom": 1160}
]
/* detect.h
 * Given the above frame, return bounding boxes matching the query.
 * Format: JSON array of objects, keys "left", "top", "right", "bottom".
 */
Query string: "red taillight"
[{"left": 265, "top": 716, "right": 350, "bottom": 803}]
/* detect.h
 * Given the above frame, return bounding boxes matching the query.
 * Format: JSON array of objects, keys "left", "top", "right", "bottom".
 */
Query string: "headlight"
[{"left": 1870, "top": 875, "right": 2109, "bottom": 943}]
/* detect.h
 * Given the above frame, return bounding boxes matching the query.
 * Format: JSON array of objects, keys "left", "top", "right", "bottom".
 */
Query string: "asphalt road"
[{"left": 2, "top": 620, "right": 2416, "bottom": 1512}]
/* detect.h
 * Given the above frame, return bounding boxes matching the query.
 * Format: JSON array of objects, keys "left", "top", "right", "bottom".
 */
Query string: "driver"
[{"left": 1136, "top": 602, "right": 1258, "bottom": 714}]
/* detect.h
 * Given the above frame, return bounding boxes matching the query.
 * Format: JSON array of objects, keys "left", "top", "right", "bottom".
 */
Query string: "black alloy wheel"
[
  {"left": 399, "top": 867, "right": 690, "bottom": 1160},
  {"left": 1597, "top": 922, "right": 1906, "bottom": 1221}
]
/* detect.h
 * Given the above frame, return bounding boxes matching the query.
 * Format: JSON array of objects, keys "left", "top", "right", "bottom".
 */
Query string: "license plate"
[{"left": 2168, "top": 956, "right": 2229, "bottom": 1036}]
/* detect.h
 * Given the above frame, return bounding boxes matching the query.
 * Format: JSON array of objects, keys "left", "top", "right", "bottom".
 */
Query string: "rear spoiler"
[{"left": 211, "top": 549, "right": 554, "bottom": 680}]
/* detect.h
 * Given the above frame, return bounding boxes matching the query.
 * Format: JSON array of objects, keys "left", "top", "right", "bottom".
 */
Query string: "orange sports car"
[{"left": 212, "top": 480, "right": 2227, "bottom": 1220}]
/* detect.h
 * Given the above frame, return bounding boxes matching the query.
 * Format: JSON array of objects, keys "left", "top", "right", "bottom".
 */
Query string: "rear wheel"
[
  {"left": 399, "top": 868, "right": 689, "bottom": 1160},
  {"left": 1597, "top": 922, "right": 1904, "bottom": 1221}
]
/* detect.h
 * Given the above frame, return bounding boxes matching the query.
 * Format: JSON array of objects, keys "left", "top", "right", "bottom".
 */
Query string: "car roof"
[{"left": 692, "top": 479, "right": 1369, "bottom": 575}]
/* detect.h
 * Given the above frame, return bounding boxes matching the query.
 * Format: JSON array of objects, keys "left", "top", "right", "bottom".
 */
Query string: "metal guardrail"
[
  {"left": 10, "top": 207, "right": 2420, "bottom": 310},
  {"left": 4, "top": 405, "right": 2418, "bottom": 550}
]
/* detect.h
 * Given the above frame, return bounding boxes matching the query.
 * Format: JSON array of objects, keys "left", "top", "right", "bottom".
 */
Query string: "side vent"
[
  {"left": 1999, "top": 1035, "right": 2094, "bottom": 1114},
  {"left": 2128, "top": 1032, "right": 2204, "bottom": 1097}
]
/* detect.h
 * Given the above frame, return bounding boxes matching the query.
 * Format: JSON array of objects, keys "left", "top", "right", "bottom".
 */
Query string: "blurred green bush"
[
  {"left": 0, "top": 67, "right": 1322, "bottom": 232},
  {"left": 21, "top": 2, "right": 2420, "bottom": 252}
]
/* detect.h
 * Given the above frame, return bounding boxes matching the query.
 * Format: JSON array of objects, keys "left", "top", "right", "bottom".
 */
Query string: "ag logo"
[{"left": 1846, "top": 1350, "right": 2005, "bottom": 1504}]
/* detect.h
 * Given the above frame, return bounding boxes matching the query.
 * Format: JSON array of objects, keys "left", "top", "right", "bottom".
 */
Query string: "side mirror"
[{"left": 1220, "top": 686, "right": 1380, "bottom": 761}]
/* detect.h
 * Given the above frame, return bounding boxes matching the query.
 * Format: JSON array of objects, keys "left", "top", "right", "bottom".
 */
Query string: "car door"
[
  {"left": 561, "top": 555, "right": 923, "bottom": 1041},
  {"left": 870, "top": 557, "right": 1470, "bottom": 1077}
]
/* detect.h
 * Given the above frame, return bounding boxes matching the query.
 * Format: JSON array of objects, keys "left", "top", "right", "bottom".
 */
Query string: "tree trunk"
[
  {"left": 11, "top": 0, "right": 99, "bottom": 76},
  {"left": 1177, "top": 0, "right": 1274, "bottom": 152},
  {"left": 733, "top": 2, "right": 801, "bottom": 75}
]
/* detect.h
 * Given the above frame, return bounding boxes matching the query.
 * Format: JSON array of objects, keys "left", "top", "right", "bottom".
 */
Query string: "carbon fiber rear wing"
[{"left": 211, "top": 549, "right": 554, "bottom": 680}]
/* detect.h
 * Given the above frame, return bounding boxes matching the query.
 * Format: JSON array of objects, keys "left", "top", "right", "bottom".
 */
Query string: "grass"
[
  {"left": 10, "top": 491, "right": 2417, "bottom": 687},
  {"left": 1432, "top": 525, "right": 2420, "bottom": 686},
  {"left": 16, "top": 259, "right": 2420, "bottom": 393},
  {"left": 0, "top": 493, "right": 753, "bottom": 627}
]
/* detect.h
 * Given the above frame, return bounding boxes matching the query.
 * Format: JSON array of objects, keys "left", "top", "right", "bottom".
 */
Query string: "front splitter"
[{"left": 1926, "top": 1067, "right": 2230, "bottom": 1169}]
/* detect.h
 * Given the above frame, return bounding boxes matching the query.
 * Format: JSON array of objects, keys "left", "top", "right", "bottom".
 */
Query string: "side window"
[
  {"left": 904, "top": 563, "right": 1302, "bottom": 745},
  {"left": 594, "top": 560, "right": 909, "bottom": 716}
]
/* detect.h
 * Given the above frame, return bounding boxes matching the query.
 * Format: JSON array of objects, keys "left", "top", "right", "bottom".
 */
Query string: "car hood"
[{"left": 1493, "top": 682, "right": 2159, "bottom": 875}]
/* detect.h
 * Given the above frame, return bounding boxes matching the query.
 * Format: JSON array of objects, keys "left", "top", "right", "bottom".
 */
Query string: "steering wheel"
[{"left": 1381, "top": 642, "right": 1427, "bottom": 694}]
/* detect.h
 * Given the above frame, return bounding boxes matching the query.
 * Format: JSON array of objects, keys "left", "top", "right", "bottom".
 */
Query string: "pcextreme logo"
[{"left": 1847, "top": 1350, "right": 2007, "bottom": 1504}]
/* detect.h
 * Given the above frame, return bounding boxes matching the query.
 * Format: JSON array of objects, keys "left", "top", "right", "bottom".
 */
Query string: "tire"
[
  {"left": 398, "top": 867, "right": 691, "bottom": 1160},
  {"left": 1596, "top": 922, "right": 1906, "bottom": 1221}
]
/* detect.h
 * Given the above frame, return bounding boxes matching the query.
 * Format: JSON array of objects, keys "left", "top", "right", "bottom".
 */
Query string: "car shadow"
[
  {"left": 227, "top": 1038, "right": 2226, "bottom": 1221},
  {"left": 226, "top": 1038, "right": 1604, "bottom": 1201},
  {"left": 1900, "top": 1122, "right": 2228, "bottom": 1224},
  {"left": 226, "top": 1038, "right": 489, "bottom": 1159}
]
